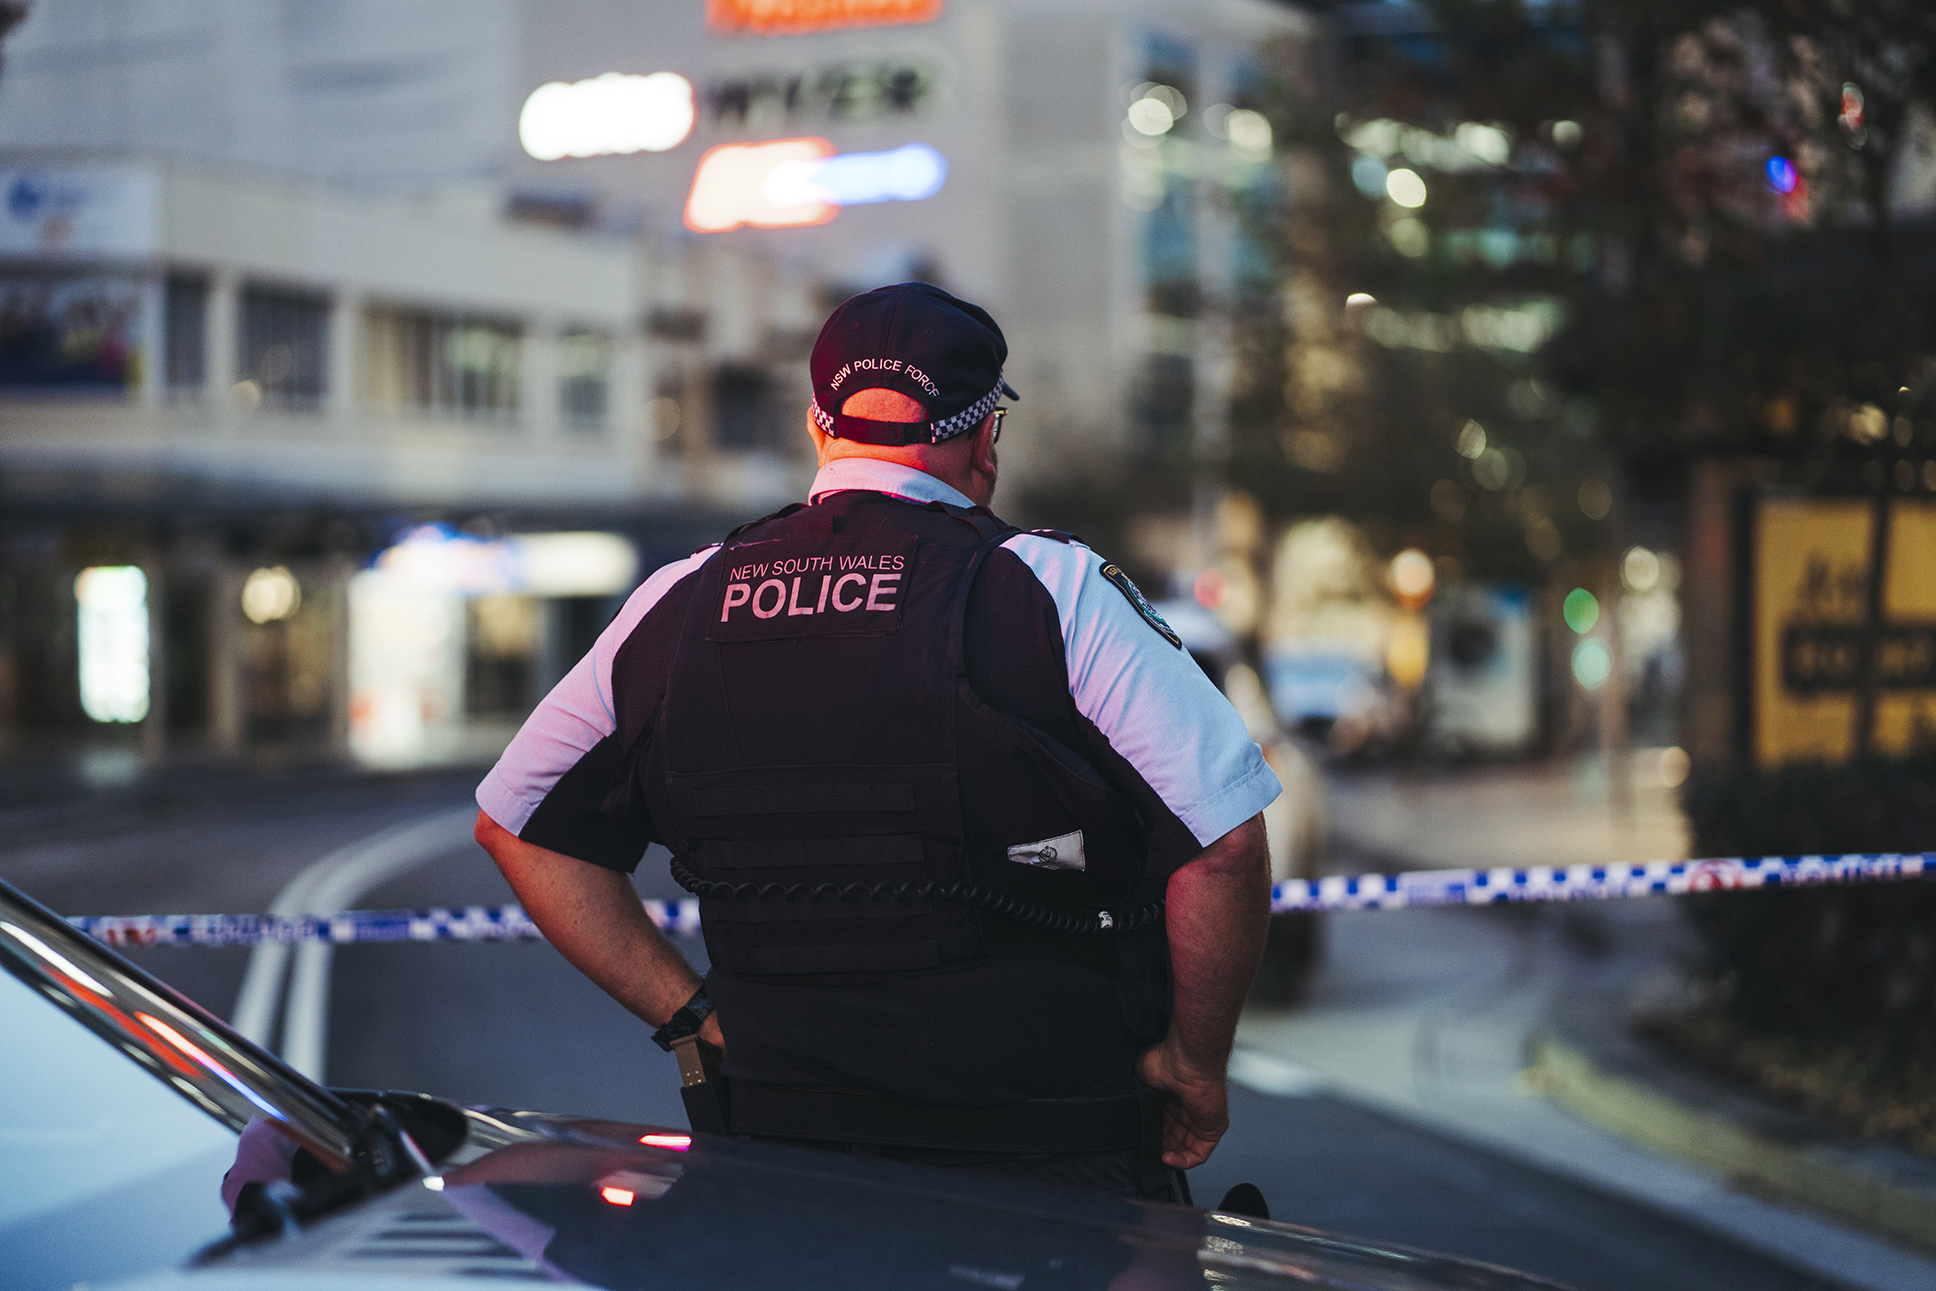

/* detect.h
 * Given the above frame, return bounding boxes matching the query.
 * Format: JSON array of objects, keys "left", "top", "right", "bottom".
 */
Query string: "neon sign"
[
  {"left": 706, "top": 0, "right": 942, "bottom": 35},
  {"left": 684, "top": 138, "right": 948, "bottom": 232},
  {"left": 520, "top": 72, "right": 695, "bottom": 160}
]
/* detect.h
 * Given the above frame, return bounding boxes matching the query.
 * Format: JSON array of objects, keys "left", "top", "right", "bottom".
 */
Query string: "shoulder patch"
[{"left": 1098, "top": 562, "right": 1182, "bottom": 649}]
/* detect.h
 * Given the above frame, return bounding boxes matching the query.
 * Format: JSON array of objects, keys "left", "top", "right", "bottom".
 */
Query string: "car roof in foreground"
[
  {"left": 3, "top": 878, "right": 1580, "bottom": 1291},
  {"left": 105, "top": 1106, "right": 1582, "bottom": 1291}
]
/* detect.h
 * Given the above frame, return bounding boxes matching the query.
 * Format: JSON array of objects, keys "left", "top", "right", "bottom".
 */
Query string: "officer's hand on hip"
[
  {"left": 698, "top": 1011, "right": 726, "bottom": 1054},
  {"left": 1137, "top": 1039, "right": 1228, "bottom": 1170}
]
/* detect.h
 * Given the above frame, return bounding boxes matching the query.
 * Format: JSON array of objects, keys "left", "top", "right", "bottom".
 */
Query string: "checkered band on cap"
[
  {"left": 812, "top": 374, "right": 1007, "bottom": 444},
  {"left": 930, "top": 377, "right": 1006, "bottom": 441}
]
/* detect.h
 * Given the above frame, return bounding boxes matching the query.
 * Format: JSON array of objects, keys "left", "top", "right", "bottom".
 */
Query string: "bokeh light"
[
  {"left": 1471, "top": 447, "right": 1511, "bottom": 491},
  {"left": 1387, "top": 613, "right": 1430, "bottom": 691},
  {"left": 1351, "top": 155, "right": 1389, "bottom": 198},
  {"left": 1562, "top": 587, "right": 1599, "bottom": 634},
  {"left": 1577, "top": 478, "right": 1613, "bottom": 520},
  {"left": 1764, "top": 155, "right": 1798, "bottom": 194},
  {"left": 1658, "top": 746, "right": 1691, "bottom": 788},
  {"left": 1571, "top": 638, "right": 1612, "bottom": 690},
  {"left": 1385, "top": 167, "right": 1427, "bottom": 208},
  {"left": 241, "top": 566, "right": 302, "bottom": 625},
  {"left": 1127, "top": 96, "right": 1175, "bottom": 136},
  {"left": 1621, "top": 546, "right": 1660, "bottom": 595},
  {"left": 1387, "top": 217, "right": 1429, "bottom": 257},
  {"left": 1388, "top": 548, "right": 1436, "bottom": 606},
  {"left": 1226, "top": 109, "right": 1272, "bottom": 159}
]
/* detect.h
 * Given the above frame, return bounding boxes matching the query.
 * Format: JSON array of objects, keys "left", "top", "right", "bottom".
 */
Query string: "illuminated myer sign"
[{"left": 684, "top": 138, "right": 947, "bottom": 232}]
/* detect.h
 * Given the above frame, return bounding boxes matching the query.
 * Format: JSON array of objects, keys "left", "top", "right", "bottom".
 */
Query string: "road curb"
[{"left": 1531, "top": 1032, "right": 1936, "bottom": 1255}]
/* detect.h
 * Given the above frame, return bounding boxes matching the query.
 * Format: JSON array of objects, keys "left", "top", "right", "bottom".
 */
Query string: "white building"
[{"left": 0, "top": 0, "right": 1312, "bottom": 761}]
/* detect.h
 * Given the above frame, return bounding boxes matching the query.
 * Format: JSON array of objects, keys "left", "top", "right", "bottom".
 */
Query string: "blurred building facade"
[{"left": 0, "top": 0, "right": 1311, "bottom": 765}]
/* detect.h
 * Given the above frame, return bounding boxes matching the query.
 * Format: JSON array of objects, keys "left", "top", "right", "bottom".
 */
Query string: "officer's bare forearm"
[
  {"left": 1160, "top": 813, "right": 1270, "bottom": 1072},
  {"left": 474, "top": 810, "right": 709, "bottom": 1034}
]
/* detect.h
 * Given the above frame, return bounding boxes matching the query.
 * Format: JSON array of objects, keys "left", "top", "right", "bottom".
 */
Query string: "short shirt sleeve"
[
  {"left": 475, "top": 548, "right": 713, "bottom": 871},
  {"left": 998, "top": 533, "right": 1281, "bottom": 872}
]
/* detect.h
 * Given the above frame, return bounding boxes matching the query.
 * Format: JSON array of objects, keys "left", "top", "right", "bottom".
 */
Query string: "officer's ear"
[{"left": 973, "top": 414, "right": 999, "bottom": 474}]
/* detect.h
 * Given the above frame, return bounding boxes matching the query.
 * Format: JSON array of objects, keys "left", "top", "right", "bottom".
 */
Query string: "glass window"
[
  {"left": 712, "top": 363, "right": 779, "bottom": 451},
  {"left": 557, "top": 330, "right": 612, "bottom": 431},
  {"left": 0, "top": 275, "right": 141, "bottom": 391},
  {"left": 164, "top": 275, "right": 207, "bottom": 391},
  {"left": 365, "top": 307, "right": 522, "bottom": 422},
  {"left": 1133, "top": 352, "right": 1194, "bottom": 458},
  {"left": 239, "top": 285, "right": 328, "bottom": 407}
]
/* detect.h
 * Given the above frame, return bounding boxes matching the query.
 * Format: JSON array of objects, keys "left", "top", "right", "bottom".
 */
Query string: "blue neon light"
[{"left": 810, "top": 144, "right": 948, "bottom": 206}]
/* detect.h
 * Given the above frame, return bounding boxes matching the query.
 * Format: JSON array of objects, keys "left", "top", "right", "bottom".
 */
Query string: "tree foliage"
[{"left": 1237, "top": 0, "right": 1936, "bottom": 582}]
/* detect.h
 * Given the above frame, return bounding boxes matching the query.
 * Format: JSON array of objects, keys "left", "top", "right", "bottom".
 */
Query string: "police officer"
[{"left": 475, "top": 283, "right": 1279, "bottom": 1199}]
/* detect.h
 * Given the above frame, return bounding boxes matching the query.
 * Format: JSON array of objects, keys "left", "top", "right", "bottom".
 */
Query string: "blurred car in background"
[
  {"left": 1425, "top": 584, "right": 1538, "bottom": 760},
  {"left": 1155, "top": 599, "right": 1328, "bottom": 1002},
  {"left": 1263, "top": 646, "right": 1404, "bottom": 758},
  {"left": 0, "top": 878, "right": 1577, "bottom": 1291}
]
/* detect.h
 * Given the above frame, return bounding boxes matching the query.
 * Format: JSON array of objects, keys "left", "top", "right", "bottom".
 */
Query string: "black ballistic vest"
[{"left": 642, "top": 492, "right": 1165, "bottom": 989}]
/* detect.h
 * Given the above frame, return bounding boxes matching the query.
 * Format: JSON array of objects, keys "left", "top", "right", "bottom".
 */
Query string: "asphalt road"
[{"left": 0, "top": 769, "right": 1847, "bottom": 1291}]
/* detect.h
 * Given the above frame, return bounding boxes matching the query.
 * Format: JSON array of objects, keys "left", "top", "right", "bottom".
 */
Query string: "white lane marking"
[
  {"left": 1228, "top": 1048, "right": 1330, "bottom": 1098},
  {"left": 231, "top": 806, "right": 478, "bottom": 1079}
]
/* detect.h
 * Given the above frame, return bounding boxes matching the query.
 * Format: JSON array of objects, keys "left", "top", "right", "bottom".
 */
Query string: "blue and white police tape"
[
  {"left": 73, "top": 901, "right": 701, "bottom": 949},
  {"left": 64, "top": 852, "right": 1934, "bottom": 949},
  {"left": 1268, "top": 850, "right": 1931, "bottom": 912}
]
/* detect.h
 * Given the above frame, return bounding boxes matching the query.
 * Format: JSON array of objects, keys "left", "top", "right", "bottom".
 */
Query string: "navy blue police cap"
[{"left": 810, "top": 282, "right": 1019, "bottom": 446}]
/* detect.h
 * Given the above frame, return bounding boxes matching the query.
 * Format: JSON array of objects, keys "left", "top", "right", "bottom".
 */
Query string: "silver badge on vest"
[{"left": 1006, "top": 830, "right": 1086, "bottom": 872}]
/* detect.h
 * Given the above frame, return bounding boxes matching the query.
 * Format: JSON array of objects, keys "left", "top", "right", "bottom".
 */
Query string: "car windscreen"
[{"left": 0, "top": 961, "right": 239, "bottom": 1290}]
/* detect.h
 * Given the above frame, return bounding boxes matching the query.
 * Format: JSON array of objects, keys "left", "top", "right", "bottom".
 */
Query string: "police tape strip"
[
  {"left": 63, "top": 852, "right": 1935, "bottom": 948},
  {"left": 1267, "top": 851, "right": 1932, "bottom": 912},
  {"left": 70, "top": 901, "right": 701, "bottom": 949}
]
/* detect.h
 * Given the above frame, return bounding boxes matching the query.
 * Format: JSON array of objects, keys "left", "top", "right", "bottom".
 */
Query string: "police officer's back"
[{"left": 475, "top": 284, "right": 1279, "bottom": 1199}]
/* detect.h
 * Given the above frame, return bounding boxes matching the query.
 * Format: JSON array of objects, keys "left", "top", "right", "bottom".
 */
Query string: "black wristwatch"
[{"left": 651, "top": 984, "right": 715, "bottom": 1052}]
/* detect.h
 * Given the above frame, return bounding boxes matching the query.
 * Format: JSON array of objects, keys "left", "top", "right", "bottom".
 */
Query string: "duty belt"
[{"left": 672, "top": 1036, "right": 1166, "bottom": 1178}]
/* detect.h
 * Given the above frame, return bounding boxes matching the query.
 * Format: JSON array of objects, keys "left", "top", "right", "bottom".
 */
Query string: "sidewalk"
[{"left": 1234, "top": 755, "right": 1936, "bottom": 1291}]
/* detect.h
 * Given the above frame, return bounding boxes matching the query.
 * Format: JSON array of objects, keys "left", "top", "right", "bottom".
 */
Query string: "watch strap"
[{"left": 651, "top": 984, "right": 714, "bottom": 1053}]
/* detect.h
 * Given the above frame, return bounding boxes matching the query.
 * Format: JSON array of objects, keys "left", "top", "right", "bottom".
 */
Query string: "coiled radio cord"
[{"left": 669, "top": 858, "right": 1163, "bottom": 937}]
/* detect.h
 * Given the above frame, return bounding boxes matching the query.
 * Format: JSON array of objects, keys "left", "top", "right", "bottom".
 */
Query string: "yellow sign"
[
  {"left": 706, "top": 0, "right": 942, "bottom": 35},
  {"left": 1753, "top": 497, "right": 1936, "bottom": 766}
]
